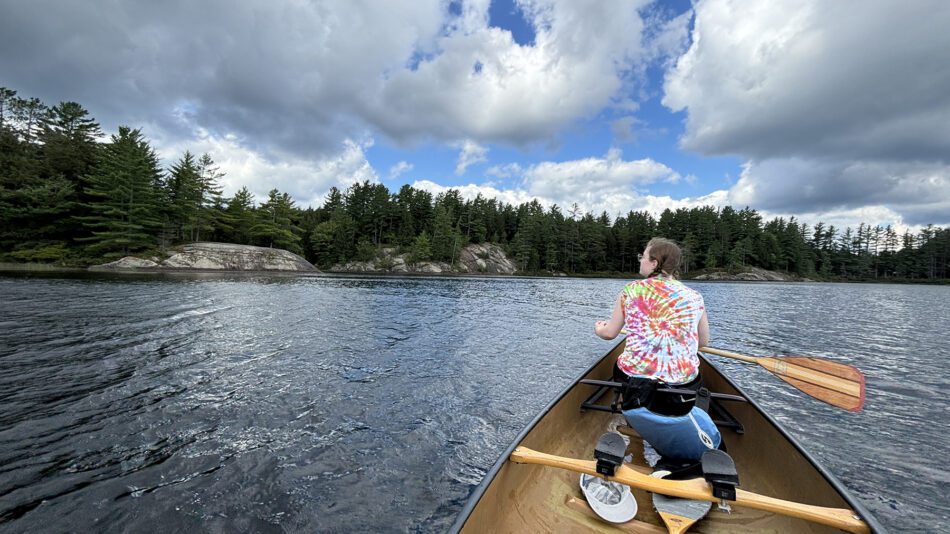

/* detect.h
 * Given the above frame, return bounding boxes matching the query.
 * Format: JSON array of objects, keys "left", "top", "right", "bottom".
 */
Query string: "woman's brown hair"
[{"left": 646, "top": 237, "right": 681, "bottom": 277}]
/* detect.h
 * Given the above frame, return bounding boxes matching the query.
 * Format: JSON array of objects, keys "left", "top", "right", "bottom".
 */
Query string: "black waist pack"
[{"left": 620, "top": 376, "right": 658, "bottom": 411}]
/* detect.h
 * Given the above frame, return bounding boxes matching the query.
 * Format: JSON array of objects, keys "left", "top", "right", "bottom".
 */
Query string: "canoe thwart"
[{"left": 579, "top": 379, "right": 747, "bottom": 403}]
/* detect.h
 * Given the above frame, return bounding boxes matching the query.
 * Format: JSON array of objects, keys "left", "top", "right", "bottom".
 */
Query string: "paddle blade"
[
  {"left": 654, "top": 485, "right": 712, "bottom": 534},
  {"left": 761, "top": 356, "right": 866, "bottom": 412}
]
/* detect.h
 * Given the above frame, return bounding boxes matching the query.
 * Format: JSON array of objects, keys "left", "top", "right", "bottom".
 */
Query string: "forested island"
[{"left": 2, "top": 87, "right": 948, "bottom": 281}]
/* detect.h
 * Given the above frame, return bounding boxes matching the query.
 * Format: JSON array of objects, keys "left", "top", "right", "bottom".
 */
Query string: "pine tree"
[
  {"left": 165, "top": 151, "right": 201, "bottom": 241},
  {"left": 41, "top": 101, "right": 102, "bottom": 192},
  {"left": 430, "top": 204, "right": 459, "bottom": 262},
  {"left": 79, "top": 127, "right": 163, "bottom": 258},
  {"left": 194, "top": 153, "right": 225, "bottom": 241},
  {"left": 410, "top": 231, "right": 432, "bottom": 264},
  {"left": 251, "top": 189, "right": 302, "bottom": 253},
  {"left": 223, "top": 187, "right": 256, "bottom": 244}
]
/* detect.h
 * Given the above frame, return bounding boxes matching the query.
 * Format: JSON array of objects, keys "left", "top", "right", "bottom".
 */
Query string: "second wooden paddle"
[
  {"left": 652, "top": 470, "right": 712, "bottom": 534},
  {"left": 699, "top": 347, "right": 866, "bottom": 412}
]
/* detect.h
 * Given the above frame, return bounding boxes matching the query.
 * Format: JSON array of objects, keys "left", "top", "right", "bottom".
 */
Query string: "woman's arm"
[
  {"left": 698, "top": 310, "right": 710, "bottom": 348},
  {"left": 594, "top": 293, "right": 625, "bottom": 340}
]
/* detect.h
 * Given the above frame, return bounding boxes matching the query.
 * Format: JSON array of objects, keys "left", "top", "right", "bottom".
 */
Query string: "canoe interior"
[{"left": 459, "top": 342, "right": 856, "bottom": 533}]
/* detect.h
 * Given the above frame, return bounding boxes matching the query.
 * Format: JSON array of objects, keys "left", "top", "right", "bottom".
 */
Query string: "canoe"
[{"left": 450, "top": 340, "right": 884, "bottom": 533}]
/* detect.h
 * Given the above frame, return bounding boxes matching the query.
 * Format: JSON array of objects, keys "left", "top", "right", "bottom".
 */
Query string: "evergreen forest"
[{"left": 2, "top": 87, "right": 948, "bottom": 280}]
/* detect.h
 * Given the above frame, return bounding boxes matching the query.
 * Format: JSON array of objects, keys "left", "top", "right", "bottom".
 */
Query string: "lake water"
[{"left": 1, "top": 273, "right": 947, "bottom": 532}]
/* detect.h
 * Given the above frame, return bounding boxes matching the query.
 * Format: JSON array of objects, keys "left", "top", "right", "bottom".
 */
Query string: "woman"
[
  {"left": 594, "top": 237, "right": 718, "bottom": 461},
  {"left": 595, "top": 237, "right": 709, "bottom": 389}
]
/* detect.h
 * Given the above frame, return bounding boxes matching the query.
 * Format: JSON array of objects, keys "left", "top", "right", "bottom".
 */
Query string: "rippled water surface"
[{"left": 1, "top": 273, "right": 947, "bottom": 532}]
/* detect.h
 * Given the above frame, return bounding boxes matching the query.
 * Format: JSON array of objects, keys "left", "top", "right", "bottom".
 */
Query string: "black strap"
[
  {"left": 579, "top": 379, "right": 745, "bottom": 403},
  {"left": 695, "top": 387, "right": 711, "bottom": 412}
]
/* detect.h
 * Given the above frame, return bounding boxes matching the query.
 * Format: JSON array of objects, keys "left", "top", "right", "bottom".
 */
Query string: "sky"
[{"left": 2, "top": 0, "right": 949, "bottom": 233}]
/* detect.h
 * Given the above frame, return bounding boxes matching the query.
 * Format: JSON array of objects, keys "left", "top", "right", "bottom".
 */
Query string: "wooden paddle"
[
  {"left": 699, "top": 347, "right": 865, "bottom": 412},
  {"left": 510, "top": 447, "right": 871, "bottom": 534}
]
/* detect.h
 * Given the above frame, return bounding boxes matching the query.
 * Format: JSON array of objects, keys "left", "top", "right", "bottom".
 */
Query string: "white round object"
[{"left": 579, "top": 473, "right": 638, "bottom": 524}]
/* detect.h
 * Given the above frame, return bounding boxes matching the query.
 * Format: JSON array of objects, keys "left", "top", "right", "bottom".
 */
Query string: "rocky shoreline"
[
  {"left": 90, "top": 242, "right": 317, "bottom": 272},
  {"left": 330, "top": 243, "right": 516, "bottom": 275},
  {"left": 1, "top": 243, "right": 813, "bottom": 282},
  {"left": 689, "top": 266, "right": 813, "bottom": 282}
]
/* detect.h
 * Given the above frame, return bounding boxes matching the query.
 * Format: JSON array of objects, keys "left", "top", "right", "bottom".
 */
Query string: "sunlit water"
[{"left": 1, "top": 273, "right": 947, "bottom": 532}]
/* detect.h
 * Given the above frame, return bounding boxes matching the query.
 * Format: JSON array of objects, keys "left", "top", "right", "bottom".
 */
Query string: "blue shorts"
[{"left": 622, "top": 406, "right": 721, "bottom": 461}]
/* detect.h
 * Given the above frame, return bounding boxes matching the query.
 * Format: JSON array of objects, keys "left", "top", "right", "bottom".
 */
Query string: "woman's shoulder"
[
  {"left": 660, "top": 277, "right": 704, "bottom": 298},
  {"left": 622, "top": 278, "right": 651, "bottom": 291},
  {"left": 672, "top": 279, "right": 705, "bottom": 302}
]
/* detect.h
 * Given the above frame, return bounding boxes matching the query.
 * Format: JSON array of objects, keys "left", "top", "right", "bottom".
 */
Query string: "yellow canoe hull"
[{"left": 451, "top": 340, "right": 882, "bottom": 533}]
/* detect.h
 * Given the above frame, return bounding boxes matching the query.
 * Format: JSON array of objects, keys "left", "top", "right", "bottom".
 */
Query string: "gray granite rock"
[
  {"left": 330, "top": 243, "right": 516, "bottom": 275},
  {"left": 90, "top": 257, "right": 160, "bottom": 270},
  {"left": 693, "top": 267, "right": 795, "bottom": 281},
  {"left": 457, "top": 243, "right": 517, "bottom": 274},
  {"left": 158, "top": 242, "right": 316, "bottom": 271}
]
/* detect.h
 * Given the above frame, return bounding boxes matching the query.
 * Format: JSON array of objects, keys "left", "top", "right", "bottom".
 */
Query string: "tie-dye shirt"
[{"left": 616, "top": 276, "right": 705, "bottom": 385}]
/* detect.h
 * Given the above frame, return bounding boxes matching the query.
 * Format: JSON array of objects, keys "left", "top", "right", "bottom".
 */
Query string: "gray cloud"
[
  {"left": 1, "top": 0, "right": 444, "bottom": 158},
  {"left": 664, "top": 1, "right": 950, "bottom": 162},
  {"left": 1, "top": 0, "right": 655, "bottom": 158},
  {"left": 663, "top": 0, "right": 950, "bottom": 225},
  {"left": 729, "top": 158, "right": 950, "bottom": 225}
]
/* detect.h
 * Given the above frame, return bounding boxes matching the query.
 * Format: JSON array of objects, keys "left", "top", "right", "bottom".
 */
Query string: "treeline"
[
  {"left": 1, "top": 87, "right": 948, "bottom": 279},
  {"left": 0, "top": 88, "right": 304, "bottom": 263}
]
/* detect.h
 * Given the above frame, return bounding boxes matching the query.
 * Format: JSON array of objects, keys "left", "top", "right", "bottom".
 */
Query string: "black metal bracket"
[
  {"left": 579, "top": 379, "right": 747, "bottom": 403},
  {"left": 594, "top": 432, "right": 626, "bottom": 476},
  {"left": 579, "top": 377, "right": 746, "bottom": 435},
  {"left": 702, "top": 449, "right": 740, "bottom": 501},
  {"left": 580, "top": 383, "right": 616, "bottom": 413},
  {"left": 710, "top": 399, "right": 745, "bottom": 434}
]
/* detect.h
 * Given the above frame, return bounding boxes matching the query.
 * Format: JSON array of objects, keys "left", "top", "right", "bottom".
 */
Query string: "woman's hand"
[
  {"left": 594, "top": 320, "right": 616, "bottom": 339},
  {"left": 594, "top": 293, "right": 626, "bottom": 340}
]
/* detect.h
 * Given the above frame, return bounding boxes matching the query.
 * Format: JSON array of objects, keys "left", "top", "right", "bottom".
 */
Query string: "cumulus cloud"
[
  {"left": 524, "top": 148, "right": 682, "bottom": 200},
  {"left": 486, "top": 162, "right": 524, "bottom": 179},
  {"left": 760, "top": 205, "right": 926, "bottom": 239},
  {"left": 416, "top": 149, "right": 704, "bottom": 218},
  {"left": 454, "top": 140, "right": 489, "bottom": 175},
  {"left": 727, "top": 158, "right": 950, "bottom": 225},
  {"left": 154, "top": 128, "right": 377, "bottom": 208},
  {"left": 643, "top": 6, "right": 693, "bottom": 67},
  {"left": 664, "top": 0, "right": 950, "bottom": 161},
  {"left": 663, "top": 0, "right": 950, "bottom": 225},
  {"left": 411, "top": 179, "right": 538, "bottom": 208},
  {"left": 0, "top": 0, "right": 658, "bottom": 157},
  {"left": 388, "top": 161, "right": 414, "bottom": 180},
  {"left": 0, "top": 1, "right": 447, "bottom": 159},
  {"left": 369, "top": 0, "right": 652, "bottom": 145},
  {"left": 414, "top": 175, "right": 728, "bottom": 222}
]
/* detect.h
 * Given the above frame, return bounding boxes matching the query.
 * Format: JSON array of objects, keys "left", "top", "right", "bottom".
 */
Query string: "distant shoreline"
[{"left": 2, "top": 262, "right": 948, "bottom": 285}]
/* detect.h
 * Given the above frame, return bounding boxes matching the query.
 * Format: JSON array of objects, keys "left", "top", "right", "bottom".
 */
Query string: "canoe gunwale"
[{"left": 448, "top": 340, "right": 885, "bottom": 534}]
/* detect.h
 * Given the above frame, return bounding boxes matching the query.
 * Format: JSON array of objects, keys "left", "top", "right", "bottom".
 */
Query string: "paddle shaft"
[
  {"left": 699, "top": 346, "right": 758, "bottom": 364},
  {"left": 510, "top": 447, "right": 870, "bottom": 534}
]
